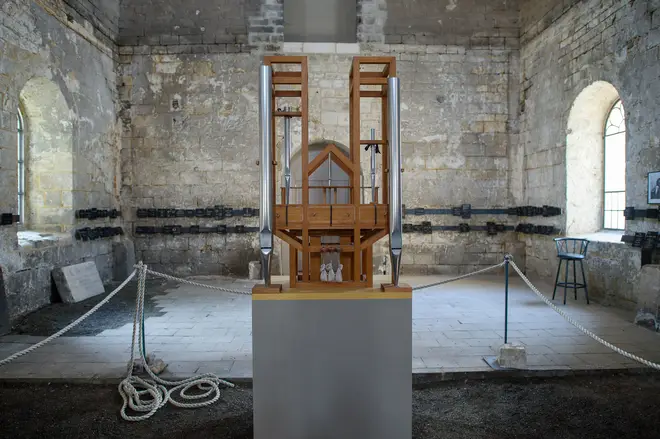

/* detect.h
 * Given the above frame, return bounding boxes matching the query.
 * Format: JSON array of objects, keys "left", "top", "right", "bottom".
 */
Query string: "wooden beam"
[
  {"left": 306, "top": 144, "right": 355, "bottom": 178},
  {"left": 289, "top": 246, "right": 297, "bottom": 288},
  {"left": 360, "top": 229, "right": 389, "bottom": 250},
  {"left": 351, "top": 56, "right": 362, "bottom": 283},
  {"left": 264, "top": 56, "right": 307, "bottom": 64},
  {"left": 360, "top": 77, "right": 388, "bottom": 85},
  {"left": 274, "top": 90, "right": 302, "bottom": 97},
  {"left": 360, "top": 71, "right": 387, "bottom": 78},
  {"left": 355, "top": 56, "right": 396, "bottom": 64},
  {"left": 359, "top": 140, "right": 385, "bottom": 145},
  {"left": 360, "top": 91, "right": 384, "bottom": 98},
  {"left": 275, "top": 230, "right": 303, "bottom": 250},
  {"left": 301, "top": 57, "right": 310, "bottom": 283},
  {"left": 273, "top": 71, "right": 302, "bottom": 77},
  {"left": 273, "top": 76, "right": 302, "bottom": 84},
  {"left": 363, "top": 246, "right": 373, "bottom": 287}
]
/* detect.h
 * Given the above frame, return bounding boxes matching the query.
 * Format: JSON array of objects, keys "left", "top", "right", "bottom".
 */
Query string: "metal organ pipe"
[
  {"left": 284, "top": 110, "right": 292, "bottom": 205},
  {"left": 387, "top": 77, "right": 403, "bottom": 287},
  {"left": 259, "top": 65, "right": 273, "bottom": 286}
]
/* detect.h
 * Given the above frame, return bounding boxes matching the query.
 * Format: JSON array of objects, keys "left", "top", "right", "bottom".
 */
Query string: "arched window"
[
  {"left": 17, "top": 107, "right": 25, "bottom": 224},
  {"left": 566, "top": 81, "right": 621, "bottom": 236},
  {"left": 603, "top": 100, "right": 626, "bottom": 230}
]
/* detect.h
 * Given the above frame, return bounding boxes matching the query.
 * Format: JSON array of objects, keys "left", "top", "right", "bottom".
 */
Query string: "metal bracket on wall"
[
  {"left": 623, "top": 207, "right": 660, "bottom": 221},
  {"left": 75, "top": 208, "right": 121, "bottom": 220},
  {"left": 401, "top": 222, "right": 557, "bottom": 236},
  {"left": 402, "top": 204, "right": 562, "bottom": 219},
  {"left": 75, "top": 227, "right": 124, "bottom": 241},
  {"left": 136, "top": 206, "right": 260, "bottom": 220},
  {"left": 134, "top": 225, "right": 258, "bottom": 235},
  {"left": 0, "top": 214, "right": 20, "bottom": 226}
]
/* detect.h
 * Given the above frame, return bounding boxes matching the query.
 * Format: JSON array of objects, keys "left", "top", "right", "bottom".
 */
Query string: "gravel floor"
[
  {"left": 10, "top": 278, "right": 172, "bottom": 336},
  {"left": 1, "top": 374, "right": 659, "bottom": 438}
]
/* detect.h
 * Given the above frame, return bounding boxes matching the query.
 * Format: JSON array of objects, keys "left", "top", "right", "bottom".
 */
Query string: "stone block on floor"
[
  {"left": 248, "top": 261, "right": 261, "bottom": 280},
  {"left": 496, "top": 343, "right": 527, "bottom": 369},
  {"left": 52, "top": 261, "right": 105, "bottom": 303}
]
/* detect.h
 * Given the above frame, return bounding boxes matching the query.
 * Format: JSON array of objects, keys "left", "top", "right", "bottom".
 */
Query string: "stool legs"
[
  {"left": 580, "top": 260, "right": 589, "bottom": 305},
  {"left": 563, "top": 257, "right": 569, "bottom": 305},
  {"left": 552, "top": 259, "right": 562, "bottom": 300},
  {"left": 573, "top": 260, "right": 577, "bottom": 300}
]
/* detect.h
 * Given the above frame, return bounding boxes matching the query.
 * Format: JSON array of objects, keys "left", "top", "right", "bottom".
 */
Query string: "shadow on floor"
[{"left": 10, "top": 278, "right": 175, "bottom": 336}]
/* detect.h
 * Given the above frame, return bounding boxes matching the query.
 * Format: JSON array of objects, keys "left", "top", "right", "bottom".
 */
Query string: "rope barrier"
[
  {"left": 2, "top": 254, "right": 660, "bottom": 421},
  {"left": 0, "top": 270, "right": 137, "bottom": 367},
  {"left": 507, "top": 258, "right": 660, "bottom": 371},
  {"left": 142, "top": 267, "right": 252, "bottom": 295},
  {"left": 412, "top": 262, "right": 506, "bottom": 291}
]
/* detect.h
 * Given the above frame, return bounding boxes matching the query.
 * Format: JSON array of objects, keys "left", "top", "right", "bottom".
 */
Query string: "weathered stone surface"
[
  {"left": 52, "top": 261, "right": 105, "bottom": 304},
  {"left": 383, "top": 0, "right": 520, "bottom": 47},
  {"left": 521, "top": 0, "right": 660, "bottom": 311},
  {"left": 634, "top": 265, "right": 660, "bottom": 331},
  {"left": 119, "top": 46, "right": 517, "bottom": 277},
  {"left": 249, "top": 261, "right": 262, "bottom": 280},
  {"left": 0, "top": 1, "right": 119, "bottom": 320},
  {"left": 497, "top": 343, "right": 527, "bottom": 369},
  {"left": 113, "top": 239, "right": 136, "bottom": 281},
  {"left": 2, "top": 0, "right": 659, "bottom": 320},
  {"left": 0, "top": 267, "right": 9, "bottom": 335}
]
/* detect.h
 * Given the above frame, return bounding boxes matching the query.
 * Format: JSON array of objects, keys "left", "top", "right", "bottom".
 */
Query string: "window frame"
[
  {"left": 602, "top": 99, "right": 626, "bottom": 231},
  {"left": 17, "top": 107, "right": 25, "bottom": 225}
]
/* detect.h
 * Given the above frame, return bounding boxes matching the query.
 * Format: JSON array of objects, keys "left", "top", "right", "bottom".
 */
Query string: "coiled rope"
[{"left": 118, "top": 262, "right": 238, "bottom": 421}]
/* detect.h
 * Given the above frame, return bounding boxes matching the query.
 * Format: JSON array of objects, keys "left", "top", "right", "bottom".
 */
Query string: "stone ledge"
[
  {"left": 17, "top": 231, "right": 72, "bottom": 249},
  {"left": 572, "top": 231, "right": 626, "bottom": 244}
]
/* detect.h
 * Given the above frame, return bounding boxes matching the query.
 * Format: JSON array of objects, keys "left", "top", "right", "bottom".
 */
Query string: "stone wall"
[
  {"left": 383, "top": 0, "right": 520, "bottom": 47},
  {"left": 118, "top": 38, "right": 523, "bottom": 277},
  {"left": 64, "top": 0, "right": 120, "bottom": 42},
  {"left": 520, "top": 0, "right": 660, "bottom": 306},
  {"left": 118, "top": 0, "right": 260, "bottom": 47},
  {"left": 0, "top": 0, "right": 123, "bottom": 320}
]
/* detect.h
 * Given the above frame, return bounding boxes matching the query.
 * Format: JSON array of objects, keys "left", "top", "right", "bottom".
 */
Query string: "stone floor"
[{"left": 0, "top": 272, "right": 659, "bottom": 380}]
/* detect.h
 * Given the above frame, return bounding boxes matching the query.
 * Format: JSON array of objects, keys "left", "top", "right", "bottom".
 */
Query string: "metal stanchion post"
[{"left": 504, "top": 254, "right": 510, "bottom": 344}]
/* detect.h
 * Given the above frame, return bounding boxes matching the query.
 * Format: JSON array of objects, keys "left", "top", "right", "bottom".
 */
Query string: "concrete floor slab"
[{"left": 1, "top": 273, "right": 659, "bottom": 380}]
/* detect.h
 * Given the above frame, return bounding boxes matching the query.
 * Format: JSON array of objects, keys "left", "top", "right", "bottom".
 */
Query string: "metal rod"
[
  {"left": 370, "top": 128, "right": 376, "bottom": 204},
  {"left": 327, "top": 151, "right": 332, "bottom": 204},
  {"left": 504, "top": 255, "right": 510, "bottom": 344},
  {"left": 284, "top": 109, "right": 291, "bottom": 205},
  {"left": 259, "top": 64, "right": 273, "bottom": 286},
  {"left": 387, "top": 77, "right": 403, "bottom": 286}
]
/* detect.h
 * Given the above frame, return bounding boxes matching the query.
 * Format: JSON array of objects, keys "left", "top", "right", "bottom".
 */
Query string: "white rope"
[
  {"left": 0, "top": 270, "right": 137, "bottom": 367},
  {"left": 142, "top": 267, "right": 252, "bottom": 295},
  {"left": 508, "top": 258, "right": 660, "bottom": 371},
  {"left": 412, "top": 262, "right": 506, "bottom": 291},
  {"left": 118, "top": 263, "right": 236, "bottom": 422}
]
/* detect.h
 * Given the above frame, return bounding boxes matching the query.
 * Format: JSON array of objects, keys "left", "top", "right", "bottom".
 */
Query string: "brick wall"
[
  {"left": 520, "top": 0, "right": 660, "bottom": 307},
  {"left": 0, "top": 0, "right": 123, "bottom": 320},
  {"left": 63, "top": 0, "right": 120, "bottom": 42},
  {"left": 383, "top": 0, "right": 520, "bottom": 47},
  {"left": 118, "top": 0, "right": 260, "bottom": 48}
]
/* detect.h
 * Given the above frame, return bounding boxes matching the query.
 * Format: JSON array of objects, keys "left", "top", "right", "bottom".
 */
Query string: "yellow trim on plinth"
[{"left": 252, "top": 291, "right": 412, "bottom": 301}]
